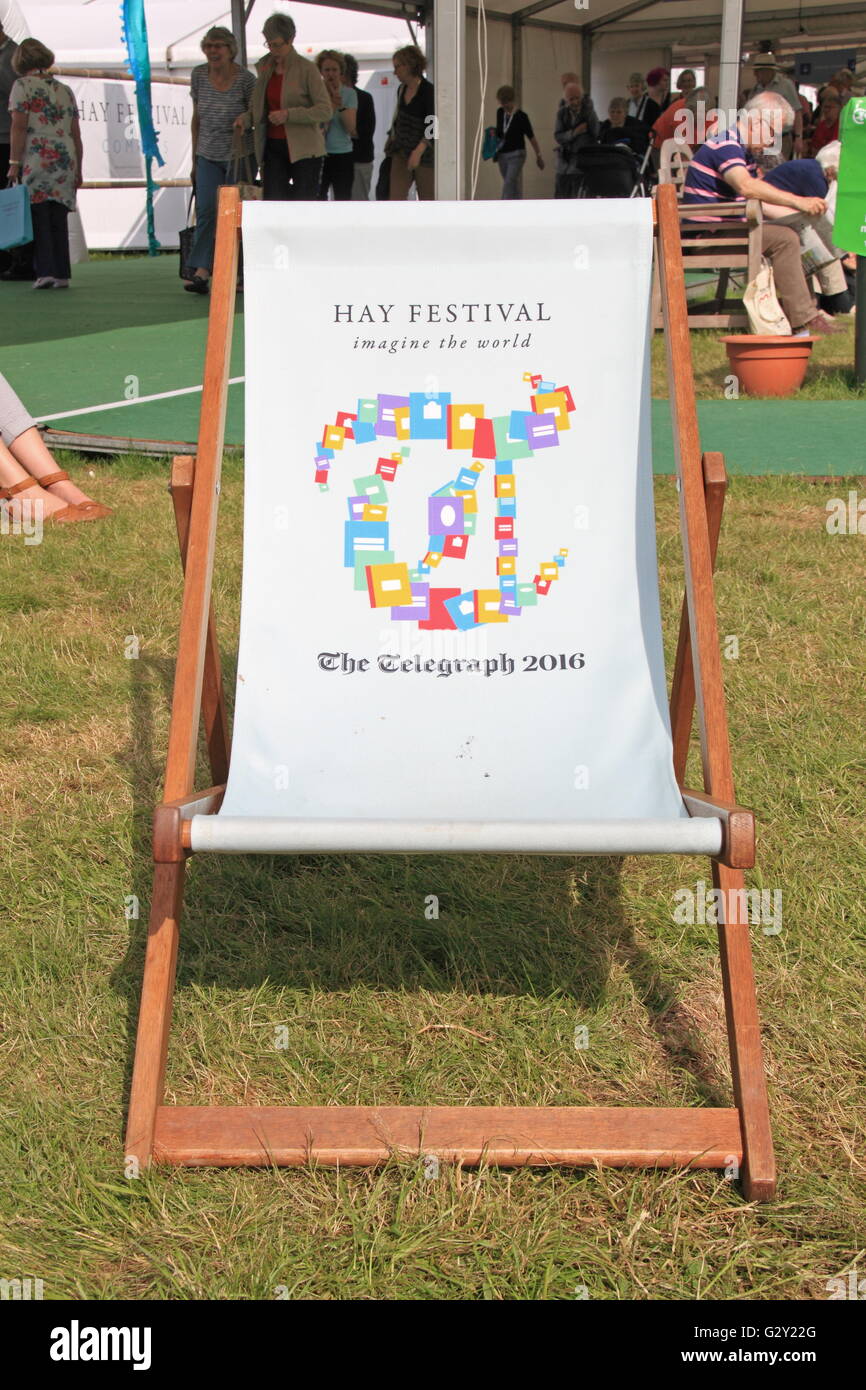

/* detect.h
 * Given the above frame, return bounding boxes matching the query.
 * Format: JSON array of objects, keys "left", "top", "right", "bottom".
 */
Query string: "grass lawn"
[{"left": 1, "top": 452, "right": 865, "bottom": 1300}]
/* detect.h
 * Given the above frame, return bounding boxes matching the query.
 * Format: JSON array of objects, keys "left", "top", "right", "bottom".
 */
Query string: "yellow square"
[
  {"left": 497, "top": 556, "right": 516, "bottom": 576},
  {"left": 324, "top": 424, "right": 345, "bottom": 450},
  {"left": 476, "top": 589, "right": 507, "bottom": 624},
  {"left": 394, "top": 408, "right": 411, "bottom": 440},
  {"left": 540, "top": 561, "right": 559, "bottom": 580},
  {"left": 362, "top": 504, "right": 388, "bottom": 522},
  {"left": 534, "top": 390, "right": 570, "bottom": 429},
  {"left": 424, "top": 549, "right": 443, "bottom": 568},
  {"left": 494, "top": 474, "right": 516, "bottom": 498},
  {"left": 449, "top": 404, "right": 484, "bottom": 450},
  {"left": 455, "top": 490, "right": 477, "bottom": 515},
  {"left": 367, "top": 562, "right": 412, "bottom": 608}
]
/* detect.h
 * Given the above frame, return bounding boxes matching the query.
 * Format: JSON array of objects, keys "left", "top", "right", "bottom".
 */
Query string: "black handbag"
[{"left": 178, "top": 193, "right": 195, "bottom": 280}]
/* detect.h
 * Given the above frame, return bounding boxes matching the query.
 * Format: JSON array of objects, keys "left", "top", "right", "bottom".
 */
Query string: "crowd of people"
[
  {"left": 1, "top": 7, "right": 861, "bottom": 312},
  {"left": 181, "top": 16, "right": 438, "bottom": 292}
]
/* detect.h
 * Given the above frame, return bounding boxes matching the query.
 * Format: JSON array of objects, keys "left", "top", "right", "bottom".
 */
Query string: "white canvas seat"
[
  {"left": 126, "top": 185, "right": 774, "bottom": 1197},
  {"left": 190, "top": 200, "right": 721, "bottom": 858}
]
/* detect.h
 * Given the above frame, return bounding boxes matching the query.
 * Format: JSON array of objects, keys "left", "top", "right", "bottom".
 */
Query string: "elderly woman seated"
[{"left": 598, "top": 98, "right": 649, "bottom": 157}]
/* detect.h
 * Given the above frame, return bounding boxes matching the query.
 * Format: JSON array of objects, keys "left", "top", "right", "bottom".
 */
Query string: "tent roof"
[
  {"left": 8, "top": 1, "right": 415, "bottom": 67},
  {"left": 7, "top": 0, "right": 864, "bottom": 68}
]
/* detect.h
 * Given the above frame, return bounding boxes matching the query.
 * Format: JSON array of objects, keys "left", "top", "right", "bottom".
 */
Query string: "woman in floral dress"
[{"left": 7, "top": 38, "right": 82, "bottom": 289}]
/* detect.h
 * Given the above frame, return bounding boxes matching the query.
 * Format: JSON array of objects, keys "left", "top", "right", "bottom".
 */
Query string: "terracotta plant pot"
[{"left": 722, "top": 335, "right": 815, "bottom": 398}]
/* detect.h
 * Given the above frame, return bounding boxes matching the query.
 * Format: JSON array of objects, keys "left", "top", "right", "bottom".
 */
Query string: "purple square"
[
  {"left": 499, "top": 597, "right": 521, "bottom": 616},
  {"left": 428, "top": 495, "right": 465, "bottom": 536},
  {"left": 391, "top": 582, "right": 430, "bottom": 621},
  {"left": 498, "top": 539, "right": 518, "bottom": 557},
  {"left": 525, "top": 412, "right": 559, "bottom": 450},
  {"left": 376, "top": 394, "right": 409, "bottom": 437}
]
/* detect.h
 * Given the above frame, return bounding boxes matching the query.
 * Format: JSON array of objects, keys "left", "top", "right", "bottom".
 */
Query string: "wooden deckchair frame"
[{"left": 125, "top": 185, "right": 775, "bottom": 1200}]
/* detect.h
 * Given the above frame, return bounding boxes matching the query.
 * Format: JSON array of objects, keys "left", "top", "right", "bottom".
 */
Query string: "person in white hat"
[{"left": 747, "top": 54, "right": 803, "bottom": 157}]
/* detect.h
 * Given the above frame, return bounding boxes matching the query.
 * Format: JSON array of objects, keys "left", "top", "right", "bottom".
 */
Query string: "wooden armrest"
[
  {"left": 678, "top": 202, "right": 749, "bottom": 221},
  {"left": 154, "top": 785, "right": 226, "bottom": 862},
  {"left": 682, "top": 790, "right": 755, "bottom": 869}
]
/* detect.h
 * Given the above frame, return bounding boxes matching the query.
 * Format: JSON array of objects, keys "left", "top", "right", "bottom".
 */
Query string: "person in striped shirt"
[{"left": 683, "top": 93, "right": 838, "bottom": 336}]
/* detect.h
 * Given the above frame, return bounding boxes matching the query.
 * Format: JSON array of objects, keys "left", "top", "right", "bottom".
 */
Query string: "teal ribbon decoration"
[{"left": 120, "top": 0, "right": 165, "bottom": 254}]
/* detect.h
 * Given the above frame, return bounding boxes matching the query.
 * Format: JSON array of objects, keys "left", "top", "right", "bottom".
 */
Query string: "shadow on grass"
[{"left": 112, "top": 648, "right": 730, "bottom": 1128}]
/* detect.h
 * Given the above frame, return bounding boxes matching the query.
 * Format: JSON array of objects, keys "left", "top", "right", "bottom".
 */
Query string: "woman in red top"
[{"left": 810, "top": 88, "right": 842, "bottom": 155}]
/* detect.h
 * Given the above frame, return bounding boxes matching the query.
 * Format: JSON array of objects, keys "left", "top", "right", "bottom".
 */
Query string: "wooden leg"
[
  {"left": 125, "top": 859, "right": 187, "bottom": 1170},
  {"left": 670, "top": 452, "right": 727, "bottom": 783},
  {"left": 651, "top": 244, "right": 662, "bottom": 331},
  {"left": 714, "top": 861, "right": 776, "bottom": 1201},
  {"left": 170, "top": 456, "right": 231, "bottom": 786}
]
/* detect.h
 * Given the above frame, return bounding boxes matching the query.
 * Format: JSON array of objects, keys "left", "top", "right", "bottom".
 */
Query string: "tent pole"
[
  {"left": 434, "top": 0, "right": 465, "bottom": 199},
  {"left": 718, "top": 0, "right": 744, "bottom": 123},
  {"left": 231, "top": 0, "right": 248, "bottom": 68},
  {"left": 512, "top": 19, "right": 523, "bottom": 103},
  {"left": 581, "top": 29, "right": 592, "bottom": 94}
]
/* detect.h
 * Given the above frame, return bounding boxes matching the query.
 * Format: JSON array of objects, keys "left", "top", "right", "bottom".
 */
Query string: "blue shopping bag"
[{"left": 0, "top": 184, "right": 33, "bottom": 250}]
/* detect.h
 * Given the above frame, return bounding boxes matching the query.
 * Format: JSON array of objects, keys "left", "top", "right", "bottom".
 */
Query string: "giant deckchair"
[{"left": 126, "top": 184, "right": 775, "bottom": 1200}]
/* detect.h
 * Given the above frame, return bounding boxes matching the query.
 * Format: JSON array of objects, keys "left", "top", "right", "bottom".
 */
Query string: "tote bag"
[
  {"left": 230, "top": 135, "right": 262, "bottom": 201},
  {"left": 0, "top": 185, "right": 33, "bottom": 250},
  {"left": 230, "top": 153, "right": 262, "bottom": 201},
  {"left": 178, "top": 194, "right": 196, "bottom": 280},
  {"left": 744, "top": 258, "right": 791, "bottom": 336}
]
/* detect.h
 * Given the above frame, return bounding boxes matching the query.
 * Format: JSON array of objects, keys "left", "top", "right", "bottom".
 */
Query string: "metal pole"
[
  {"left": 434, "top": 0, "right": 465, "bottom": 200},
  {"left": 718, "top": 0, "right": 744, "bottom": 122},
  {"left": 856, "top": 258, "right": 866, "bottom": 386},
  {"left": 512, "top": 19, "right": 523, "bottom": 103},
  {"left": 581, "top": 30, "right": 592, "bottom": 95},
  {"left": 231, "top": 0, "right": 248, "bottom": 69}
]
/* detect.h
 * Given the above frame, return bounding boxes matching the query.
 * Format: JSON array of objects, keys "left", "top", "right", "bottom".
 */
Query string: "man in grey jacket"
[{"left": 554, "top": 81, "right": 599, "bottom": 198}]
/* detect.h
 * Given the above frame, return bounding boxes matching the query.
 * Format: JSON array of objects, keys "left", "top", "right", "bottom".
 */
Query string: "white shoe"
[
  {"left": 32, "top": 276, "right": 56, "bottom": 289},
  {"left": 51, "top": 279, "right": 70, "bottom": 288}
]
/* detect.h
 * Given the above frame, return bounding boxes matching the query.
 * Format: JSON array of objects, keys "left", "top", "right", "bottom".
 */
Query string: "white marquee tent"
[{"left": 3, "top": 0, "right": 863, "bottom": 218}]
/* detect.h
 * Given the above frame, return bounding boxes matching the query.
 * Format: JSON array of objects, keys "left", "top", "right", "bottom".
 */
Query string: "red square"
[
  {"left": 534, "top": 576, "right": 551, "bottom": 595},
  {"left": 418, "top": 587, "right": 461, "bottom": 631},
  {"left": 443, "top": 534, "right": 468, "bottom": 559},
  {"left": 494, "top": 517, "right": 514, "bottom": 540},
  {"left": 471, "top": 417, "right": 496, "bottom": 459},
  {"left": 314, "top": 468, "right": 329, "bottom": 484},
  {"left": 376, "top": 458, "right": 398, "bottom": 481},
  {"left": 335, "top": 411, "right": 357, "bottom": 438},
  {"left": 557, "top": 384, "right": 575, "bottom": 411}
]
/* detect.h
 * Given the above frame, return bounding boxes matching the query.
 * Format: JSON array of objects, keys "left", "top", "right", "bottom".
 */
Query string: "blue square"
[
  {"left": 444, "top": 591, "right": 479, "bottom": 631},
  {"left": 352, "top": 420, "right": 376, "bottom": 445},
  {"left": 344, "top": 520, "right": 389, "bottom": 566},
  {"left": 409, "top": 392, "right": 450, "bottom": 439}
]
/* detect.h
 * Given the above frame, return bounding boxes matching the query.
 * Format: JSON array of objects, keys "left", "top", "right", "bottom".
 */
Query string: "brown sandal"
[
  {"left": 0, "top": 476, "right": 81, "bottom": 524},
  {"left": 37, "top": 469, "right": 113, "bottom": 521}
]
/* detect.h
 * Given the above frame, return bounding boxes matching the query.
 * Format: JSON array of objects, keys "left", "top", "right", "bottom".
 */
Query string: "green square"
[
  {"left": 353, "top": 549, "right": 395, "bottom": 589},
  {"left": 517, "top": 581, "right": 537, "bottom": 606}
]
